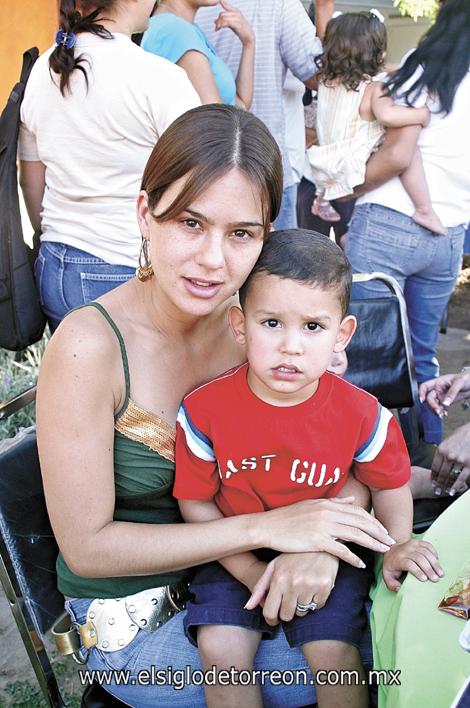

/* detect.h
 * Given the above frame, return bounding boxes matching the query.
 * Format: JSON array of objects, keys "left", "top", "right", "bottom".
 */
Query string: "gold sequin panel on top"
[{"left": 115, "top": 399, "right": 176, "bottom": 462}]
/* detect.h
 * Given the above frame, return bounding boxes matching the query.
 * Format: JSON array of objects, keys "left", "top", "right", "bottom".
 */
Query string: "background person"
[
  {"left": 142, "top": 0, "right": 254, "bottom": 107},
  {"left": 412, "top": 370, "right": 470, "bottom": 498},
  {"left": 19, "top": 0, "right": 200, "bottom": 331},
  {"left": 345, "top": 0, "right": 470, "bottom": 444},
  {"left": 37, "top": 105, "right": 392, "bottom": 706},
  {"left": 308, "top": 12, "right": 442, "bottom": 235},
  {"left": 196, "top": 0, "right": 334, "bottom": 230}
]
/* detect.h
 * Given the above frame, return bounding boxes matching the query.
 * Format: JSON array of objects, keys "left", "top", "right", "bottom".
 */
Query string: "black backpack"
[{"left": 0, "top": 47, "right": 46, "bottom": 351}]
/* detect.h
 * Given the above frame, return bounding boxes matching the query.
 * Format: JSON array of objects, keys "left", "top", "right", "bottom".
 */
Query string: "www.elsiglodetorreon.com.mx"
[{"left": 78, "top": 665, "right": 402, "bottom": 690}]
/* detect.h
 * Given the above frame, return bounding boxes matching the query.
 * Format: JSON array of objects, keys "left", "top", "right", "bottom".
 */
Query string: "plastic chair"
[{"left": 0, "top": 388, "right": 126, "bottom": 708}]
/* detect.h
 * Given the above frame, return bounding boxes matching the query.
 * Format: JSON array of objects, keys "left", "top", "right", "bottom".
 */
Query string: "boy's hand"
[{"left": 382, "top": 540, "right": 444, "bottom": 592}]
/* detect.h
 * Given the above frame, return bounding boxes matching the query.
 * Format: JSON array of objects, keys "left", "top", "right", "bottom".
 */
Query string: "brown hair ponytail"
[{"left": 49, "top": 0, "right": 116, "bottom": 95}]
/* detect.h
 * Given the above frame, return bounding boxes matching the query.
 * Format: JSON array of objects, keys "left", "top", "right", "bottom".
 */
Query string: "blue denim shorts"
[
  {"left": 184, "top": 547, "right": 374, "bottom": 649},
  {"left": 35, "top": 241, "right": 135, "bottom": 331}
]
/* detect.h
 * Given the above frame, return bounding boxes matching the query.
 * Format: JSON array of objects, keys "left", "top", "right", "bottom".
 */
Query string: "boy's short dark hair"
[{"left": 239, "top": 229, "right": 352, "bottom": 317}]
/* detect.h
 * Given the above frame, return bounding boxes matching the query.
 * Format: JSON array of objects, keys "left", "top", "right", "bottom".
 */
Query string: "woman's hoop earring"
[{"left": 137, "top": 238, "right": 154, "bottom": 281}]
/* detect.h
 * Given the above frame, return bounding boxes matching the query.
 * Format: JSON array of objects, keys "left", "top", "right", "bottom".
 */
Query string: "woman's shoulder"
[
  {"left": 42, "top": 305, "right": 123, "bottom": 383},
  {"left": 143, "top": 13, "right": 207, "bottom": 60}
]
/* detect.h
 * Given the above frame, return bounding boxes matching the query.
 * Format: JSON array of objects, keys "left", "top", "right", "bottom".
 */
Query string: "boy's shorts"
[{"left": 184, "top": 546, "right": 374, "bottom": 649}]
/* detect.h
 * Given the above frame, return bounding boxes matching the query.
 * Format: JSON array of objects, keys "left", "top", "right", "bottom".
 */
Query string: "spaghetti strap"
[{"left": 73, "top": 302, "right": 130, "bottom": 414}]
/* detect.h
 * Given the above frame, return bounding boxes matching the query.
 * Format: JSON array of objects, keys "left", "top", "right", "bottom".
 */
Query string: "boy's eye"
[
  {"left": 306, "top": 322, "right": 319, "bottom": 331},
  {"left": 262, "top": 319, "right": 280, "bottom": 328}
]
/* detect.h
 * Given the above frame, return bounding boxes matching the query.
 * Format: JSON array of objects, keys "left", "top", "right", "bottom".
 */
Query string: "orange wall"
[{"left": 0, "top": 1, "right": 57, "bottom": 107}]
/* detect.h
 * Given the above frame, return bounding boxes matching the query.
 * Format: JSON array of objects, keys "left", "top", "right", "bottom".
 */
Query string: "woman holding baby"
[{"left": 35, "top": 103, "right": 405, "bottom": 706}]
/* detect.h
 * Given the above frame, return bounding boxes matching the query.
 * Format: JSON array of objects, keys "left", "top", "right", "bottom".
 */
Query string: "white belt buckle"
[
  {"left": 87, "top": 598, "right": 138, "bottom": 652},
  {"left": 85, "top": 587, "right": 176, "bottom": 652}
]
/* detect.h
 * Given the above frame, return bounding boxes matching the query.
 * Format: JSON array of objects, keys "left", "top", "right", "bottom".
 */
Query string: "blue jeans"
[
  {"left": 35, "top": 242, "right": 135, "bottom": 331},
  {"left": 345, "top": 203, "right": 465, "bottom": 444},
  {"left": 65, "top": 599, "right": 317, "bottom": 707},
  {"left": 274, "top": 184, "right": 298, "bottom": 230},
  {"left": 464, "top": 222, "right": 470, "bottom": 255}
]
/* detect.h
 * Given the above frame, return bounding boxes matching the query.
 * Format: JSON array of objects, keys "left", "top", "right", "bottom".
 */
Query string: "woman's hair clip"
[
  {"left": 369, "top": 8, "right": 385, "bottom": 22},
  {"left": 55, "top": 29, "right": 77, "bottom": 49}
]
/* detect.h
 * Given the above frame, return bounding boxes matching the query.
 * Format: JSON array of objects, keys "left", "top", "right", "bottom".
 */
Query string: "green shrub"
[
  {"left": 394, "top": 0, "right": 439, "bottom": 21},
  {"left": 0, "top": 334, "right": 49, "bottom": 440}
]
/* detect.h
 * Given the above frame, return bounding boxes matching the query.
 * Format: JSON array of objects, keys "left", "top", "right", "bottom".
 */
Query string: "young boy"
[{"left": 173, "top": 230, "right": 442, "bottom": 707}]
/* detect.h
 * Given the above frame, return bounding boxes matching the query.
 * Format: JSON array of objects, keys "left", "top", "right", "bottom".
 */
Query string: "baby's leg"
[
  {"left": 302, "top": 639, "right": 368, "bottom": 707},
  {"left": 198, "top": 624, "right": 263, "bottom": 707},
  {"left": 400, "top": 148, "right": 447, "bottom": 235}
]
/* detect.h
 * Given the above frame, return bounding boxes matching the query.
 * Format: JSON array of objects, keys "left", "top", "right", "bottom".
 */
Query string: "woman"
[
  {"left": 142, "top": 0, "right": 254, "bottom": 107},
  {"left": 37, "top": 104, "right": 392, "bottom": 706},
  {"left": 19, "top": 0, "right": 200, "bottom": 331},
  {"left": 345, "top": 0, "right": 470, "bottom": 444}
]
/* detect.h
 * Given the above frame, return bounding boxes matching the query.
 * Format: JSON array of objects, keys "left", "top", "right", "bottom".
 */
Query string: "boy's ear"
[
  {"left": 333, "top": 314, "right": 357, "bottom": 352},
  {"left": 228, "top": 306, "right": 247, "bottom": 345}
]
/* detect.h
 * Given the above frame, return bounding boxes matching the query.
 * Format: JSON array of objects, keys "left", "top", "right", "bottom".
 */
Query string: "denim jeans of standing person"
[
  {"left": 464, "top": 222, "right": 470, "bottom": 255},
  {"left": 345, "top": 203, "right": 465, "bottom": 444},
  {"left": 274, "top": 184, "right": 298, "bottom": 229},
  {"left": 35, "top": 242, "right": 135, "bottom": 332}
]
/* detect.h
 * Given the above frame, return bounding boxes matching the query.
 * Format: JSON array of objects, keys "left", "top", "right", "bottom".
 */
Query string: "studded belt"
[{"left": 53, "top": 582, "right": 189, "bottom": 658}]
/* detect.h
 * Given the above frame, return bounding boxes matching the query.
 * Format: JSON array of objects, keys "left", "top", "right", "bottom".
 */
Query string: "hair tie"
[
  {"left": 369, "top": 8, "right": 385, "bottom": 23},
  {"left": 55, "top": 29, "right": 77, "bottom": 49}
]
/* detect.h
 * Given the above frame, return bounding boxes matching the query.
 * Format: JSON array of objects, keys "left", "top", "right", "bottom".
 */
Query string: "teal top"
[
  {"left": 142, "top": 13, "right": 237, "bottom": 105},
  {"left": 57, "top": 302, "right": 192, "bottom": 598}
]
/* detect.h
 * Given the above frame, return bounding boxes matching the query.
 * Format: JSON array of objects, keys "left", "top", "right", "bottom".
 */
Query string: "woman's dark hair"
[
  {"left": 386, "top": 0, "right": 470, "bottom": 114},
  {"left": 141, "top": 104, "right": 283, "bottom": 236},
  {"left": 49, "top": 1, "right": 116, "bottom": 95},
  {"left": 315, "top": 12, "right": 386, "bottom": 91}
]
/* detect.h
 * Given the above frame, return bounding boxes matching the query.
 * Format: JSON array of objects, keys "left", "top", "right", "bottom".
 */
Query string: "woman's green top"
[{"left": 56, "top": 302, "right": 191, "bottom": 598}]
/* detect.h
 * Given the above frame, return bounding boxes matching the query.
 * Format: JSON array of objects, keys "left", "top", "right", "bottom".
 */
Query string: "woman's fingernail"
[
  {"left": 387, "top": 536, "right": 396, "bottom": 545},
  {"left": 443, "top": 398, "right": 452, "bottom": 407},
  {"left": 438, "top": 569, "right": 444, "bottom": 577},
  {"left": 448, "top": 488, "right": 456, "bottom": 497},
  {"left": 358, "top": 560, "right": 366, "bottom": 569},
  {"left": 435, "top": 487, "right": 442, "bottom": 496},
  {"left": 420, "top": 575, "right": 427, "bottom": 582},
  {"left": 431, "top": 481, "right": 436, "bottom": 488},
  {"left": 380, "top": 543, "right": 391, "bottom": 552}
]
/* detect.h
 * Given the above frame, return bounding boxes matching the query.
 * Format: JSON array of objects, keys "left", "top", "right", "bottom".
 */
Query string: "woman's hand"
[
  {"left": 419, "top": 371, "right": 470, "bottom": 417},
  {"left": 245, "top": 552, "right": 340, "bottom": 626},
  {"left": 382, "top": 540, "right": 443, "bottom": 592},
  {"left": 215, "top": 0, "right": 254, "bottom": 47},
  {"left": 258, "top": 497, "right": 395, "bottom": 568},
  {"left": 431, "top": 422, "right": 470, "bottom": 496}
]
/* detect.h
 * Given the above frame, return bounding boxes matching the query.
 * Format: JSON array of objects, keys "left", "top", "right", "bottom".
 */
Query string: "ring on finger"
[
  {"left": 451, "top": 466, "right": 463, "bottom": 479},
  {"left": 295, "top": 600, "right": 317, "bottom": 614}
]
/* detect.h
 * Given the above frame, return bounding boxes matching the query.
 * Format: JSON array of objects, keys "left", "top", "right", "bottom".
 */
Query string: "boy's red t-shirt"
[{"left": 173, "top": 363, "right": 410, "bottom": 517}]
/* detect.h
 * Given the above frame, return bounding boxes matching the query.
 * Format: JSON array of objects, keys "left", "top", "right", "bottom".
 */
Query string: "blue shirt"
[{"left": 142, "top": 13, "right": 236, "bottom": 106}]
